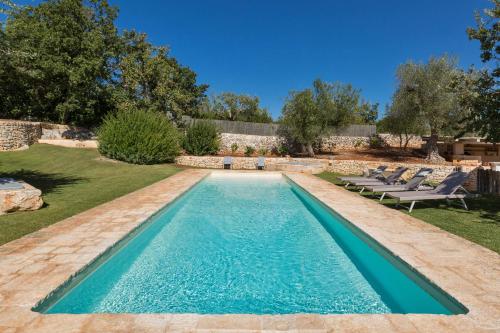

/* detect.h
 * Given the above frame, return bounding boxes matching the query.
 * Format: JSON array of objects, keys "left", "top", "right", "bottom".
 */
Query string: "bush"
[
  {"left": 258, "top": 147, "right": 268, "bottom": 156},
  {"left": 183, "top": 121, "right": 220, "bottom": 156},
  {"left": 354, "top": 138, "right": 365, "bottom": 149},
  {"left": 98, "top": 109, "right": 180, "bottom": 164},
  {"left": 231, "top": 143, "right": 238, "bottom": 154},
  {"left": 369, "top": 135, "right": 386, "bottom": 149},
  {"left": 244, "top": 146, "right": 255, "bottom": 157},
  {"left": 277, "top": 144, "right": 289, "bottom": 156}
]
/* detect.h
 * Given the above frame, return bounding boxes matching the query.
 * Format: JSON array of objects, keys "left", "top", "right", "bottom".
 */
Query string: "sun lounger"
[
  {"left": 257, "top": 157, "right": 265, "bottom": 170},
  {"left": 346, "top": 167, "right": 409, "bottom": 192},
  {"left": 339, "top": 165, "right": 388, "bottom": 183},
  {"left": 363, "top": 168, "right": 434, "bottom": 200},
  {"left": 386, "top": 171, "right": 472, "bottom": 212},
  {"left": 223, "top": 156, "right": 232, "bottom": 169}
]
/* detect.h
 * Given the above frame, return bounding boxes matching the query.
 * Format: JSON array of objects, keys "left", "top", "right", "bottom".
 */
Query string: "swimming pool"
[{"left": 36, "top": 173, "right": 466, "bottom": 315}]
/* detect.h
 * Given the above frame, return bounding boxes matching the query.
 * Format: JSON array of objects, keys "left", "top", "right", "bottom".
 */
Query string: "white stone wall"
[
  {"left": 219, "top": 133, "right": 283, "bottom": 154},
  {"left": 219, "top": 133, "right": 380, "bottom": 154},
  {"left": 319, "top": 136, "right": 370, "bottom": 151},
  {"left": 378, "top": 133, "right": 424, "bottom": 149}
]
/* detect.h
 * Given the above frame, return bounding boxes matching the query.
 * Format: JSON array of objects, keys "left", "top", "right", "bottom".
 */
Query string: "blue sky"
[{"left": 14, "top": 0, "right": 491, "bottom": 119}]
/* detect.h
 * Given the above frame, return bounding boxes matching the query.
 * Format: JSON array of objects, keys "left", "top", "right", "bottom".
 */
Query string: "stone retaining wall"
[
  {"left": 40, "top": 123, "right": 95, "bottom": 140},
  {"left": 219, "top": 133, "right": 283, "bottom": 154},
  {"left": 219, "top": 133, "right": 425, "bottom": 154},
  {"left": 0, "top": 120, "right": 42, "bottom": 151},
  {"left": 379, "top": 134, "right": 424, "bottom": 149},
  {"left": 175, "top": 156, "right": 326, "bottom": 171},
  {"left": 319, "top": 136, "right": 370, "bottom": 151},
  {"left": 175, "top": 155, "right": 478, "bottom": 191}
]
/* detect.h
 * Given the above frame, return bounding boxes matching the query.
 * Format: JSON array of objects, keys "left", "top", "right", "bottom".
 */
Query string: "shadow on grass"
[
  {"left": 1, "top": 169, "right": 87, "bottom": 195},
  {"left": 473, "top": 196, "right": 500, "bottom": 224}
]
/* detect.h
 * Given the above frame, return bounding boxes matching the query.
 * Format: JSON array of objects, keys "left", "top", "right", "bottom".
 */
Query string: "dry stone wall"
[
  {"left": 40, "top": 123, "right": 95, "bottom": 140},
  {"left": 318, "top": 136, "right": 370, "bottom": 151},
  {"left": 378, "top": 134, "right": 424, "bottom": 149},
  {"left": 175, "top": 155, "right": 478, "bottom": 191},
  {"left": 218, "top": 133, "right": 424, "bottom": 154},
  {"left": 0, "top": 120, "right": 42, "bottom": 151},
  {"left": 219, "top": 133, "right": 283, "bottom": 154},
  {"left": 0, "top": 120, "right": 97, "bottom": 151}
]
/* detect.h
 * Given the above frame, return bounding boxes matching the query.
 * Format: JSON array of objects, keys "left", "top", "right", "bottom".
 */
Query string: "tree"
[
  {"left": 197, "top": 92, "right": 272, "bottom": 123},
  {"left": 461, "top": 0, "right": 500, "bottom": 143},
  {"left": 280, "top": 79, "right": 354, "bottom": 156},
  {"left": 391, "top": 56, "right": 464, "bottom": 162},
  {"left": 354, "top": 101, "right": 379, "bottom": 125},
  {"left": 1, "top": 0, "right": 120, "bottom": 126},
  {"left": 117, "top": 30, "right": 207, "bottom": 120},
  {"left": 380, "top": 100, "right": 424, "bottom": 150}
]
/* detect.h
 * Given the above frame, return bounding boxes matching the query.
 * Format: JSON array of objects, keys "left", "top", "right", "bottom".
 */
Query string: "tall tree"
[
  {"left": 1, "top": 0, "right": 120, "bottom": 125},
  {"left": 280, "top": 79, "right": 354, "bottom": 156},
  {"left": 197, "top": 92, "right": 272, "bottom": 123},
  {"left": 391, "top": 56, "right": 464, "bottom": 162},
  {"left": 117, "top": 30, "right": 207, "bottom": 120},
  {"left": 460, "top": 0, "right": 500, "bottom": 143}
]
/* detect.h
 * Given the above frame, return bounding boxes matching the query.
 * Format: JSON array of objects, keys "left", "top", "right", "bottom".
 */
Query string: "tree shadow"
[
  {"left": 472, "top": 196, "right": 500, "bottom": 224},
  {"left": 1, "top": 169, "right": 87, "bottom": 195}
]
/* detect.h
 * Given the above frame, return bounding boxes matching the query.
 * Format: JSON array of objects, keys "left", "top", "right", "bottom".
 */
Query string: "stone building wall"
[{"left": 0, "top": 120, "right": 42, "bottom": 151}]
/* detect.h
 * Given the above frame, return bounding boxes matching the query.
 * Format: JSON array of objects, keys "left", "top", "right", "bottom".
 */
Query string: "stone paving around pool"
[{"left": 0, "top": 169, "right": 498, "bottom": 332}]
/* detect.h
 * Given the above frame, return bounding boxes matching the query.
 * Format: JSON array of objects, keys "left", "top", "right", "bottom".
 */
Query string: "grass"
[
  {"left": 0, "top": 144, "right": 181, "bottom": 245},
  {"left": 317, "top": 172, "right": 500, "bottom": 254}
]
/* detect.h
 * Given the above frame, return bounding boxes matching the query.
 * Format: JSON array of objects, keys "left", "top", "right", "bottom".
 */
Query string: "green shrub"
[
  {"left": 369, "top": 135, "right": 386, "bottom": 149},
  {"left": 183, "top": 121, "right": 220, "bottom": 156},
  {"left": 98, "top": 109, "right": 180, "bottom": 164},
  {"left": 231, "top": 143, "right": 239, "bottom": 154},
  {"left": 277, "top": 144, "right": 289, "bottom": 156},
  {"left": 244, "top": 146, "right": 256, "bottom": 157},
  {"left": 354, "top": 138, "right": 365, "bottom": 149},
  {"left": 258, "top": 147, "right": 268, "bottom": 156}
]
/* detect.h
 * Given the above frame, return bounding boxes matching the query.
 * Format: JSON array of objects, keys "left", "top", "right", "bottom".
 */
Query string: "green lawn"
[
  {"left": 317, "top": 172, "right": 500, "bottom": 254},
  {"left": 0, "top": 144, "right": 180, "bottom": 245}
]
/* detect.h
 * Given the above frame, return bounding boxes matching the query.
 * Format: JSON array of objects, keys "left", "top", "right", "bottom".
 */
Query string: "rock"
[{"left": 0, "top": 182, "right": 43, "bottom": 214}]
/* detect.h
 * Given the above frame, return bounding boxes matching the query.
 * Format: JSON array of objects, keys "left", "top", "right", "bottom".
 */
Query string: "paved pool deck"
[{"left": 0, "top": 169, "right": 498, "bottom": 332}]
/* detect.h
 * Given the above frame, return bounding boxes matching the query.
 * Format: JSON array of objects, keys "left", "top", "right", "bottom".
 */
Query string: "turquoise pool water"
[{"left": 39, "top": 173, "right": 466, "bottom": 315}]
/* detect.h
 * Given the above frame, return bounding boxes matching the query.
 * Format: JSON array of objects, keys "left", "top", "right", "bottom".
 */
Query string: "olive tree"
[
  {"left": 280, "top": 79, "right": 354, "bottom": 156},
  {"left": 197, "top": 92, "right": 272, "bottom": 123},
  {"left": 391, "top": 56, "right": 465, "bottom": 162}
]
